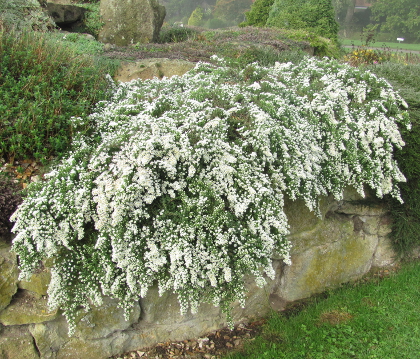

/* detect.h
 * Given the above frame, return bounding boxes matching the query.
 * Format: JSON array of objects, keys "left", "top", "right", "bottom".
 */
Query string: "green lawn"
[
  {"left": 341, "top": 39, "right": 420, "bottom": 52},
  {"left": 225, "top": 260, "right": 420, "bottom": 359}
]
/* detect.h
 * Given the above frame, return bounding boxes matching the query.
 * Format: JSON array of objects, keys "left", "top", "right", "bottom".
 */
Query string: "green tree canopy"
[
  {"left": 266, "top": 0, "right": 339, "bottom": 41},
  {"left": 213, "top": 0, "right": 253, "bottom": 24},
  {"left": 370, "top": 0, "right": 420, "bottom": 42},
  {"left": 187, "top": 6, "right": 204, "bottom": 26},
  {"left": 241, "top": 0, "right": 275, "bottom": 27}
]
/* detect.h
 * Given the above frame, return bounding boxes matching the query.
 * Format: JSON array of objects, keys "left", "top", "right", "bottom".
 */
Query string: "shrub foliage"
[
  {"left": 266, "top": 0, "right": 339, "bottom": 42},
  {"left": 0, "top": 30, "right": 116, "bottom": 163},
  {"left": 366, "top": 62, "right": 420, "bottom": 253},
  {"left": 11, "top": 57, "right": 409, "bottom": 334},
  {"left": 0, "top": 0, "right": 55, "bottom": 31},
  {"left": 241, "top": 0, "right": 275, "bottom": 27}
]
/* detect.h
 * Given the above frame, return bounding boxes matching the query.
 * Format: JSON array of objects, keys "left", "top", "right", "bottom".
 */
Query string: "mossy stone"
[
  {"left": 30, "top": 297, "right": 141, "bottom": 358},
  {"left": 18, "top": 267, "right": 51, "bottom": 297},
  {"left": 72, "top": 296, "right": 141, "bottom": 339},
  {"left": 280, "top": 215, "right": 378, "bottom": 301},
  {"left": 0, "top": 241, "right": 18, "bottom": 311},
  {"left": 115, "top": 59, "right": 195, "bottom": 82},
  {"left": 0, "top": 325, "right": 40, "bottom": 359},
  {"left": 0, "top": 290, "right": 57, "bottom": 325},
  {"left": 99, "top": 0, "right": 166, "bottom": 46}
]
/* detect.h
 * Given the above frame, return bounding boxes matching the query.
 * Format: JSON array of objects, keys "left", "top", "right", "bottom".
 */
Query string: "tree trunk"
[{"left": 344, "top": 0, "right": 356, "bottom": 37}]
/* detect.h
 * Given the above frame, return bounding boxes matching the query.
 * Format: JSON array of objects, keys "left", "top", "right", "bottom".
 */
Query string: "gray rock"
[
  {"left": 0, "top": 290, "right": 57, "bottom": 325},
  {"left": 373, "top": 236, "right": 397, "bottom": 267},
  {"left": 18, "top": 266, "right": 51, "bottom": 297},
  {"left": 0, "top": 240, "right": 18, "bottom": 311},
  {"left": 0, "top": 325, "right": 39, "bottom": 359},
  {"left": 99, "top": 0, "right": 166, "bottom": 46},
  {"left": 279, "top": 215, "right": 379, "bottom": 301},
  {"left": 30, "top": 297, "right": 141, "bottom": 358},
  {"left": 115, "top": 58, "right": 195, "bottom": 82}
]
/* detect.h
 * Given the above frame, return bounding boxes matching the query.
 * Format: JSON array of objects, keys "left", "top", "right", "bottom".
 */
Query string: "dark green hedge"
[{"left": 367, "top": 63, "right": 420, "bottom": 254}]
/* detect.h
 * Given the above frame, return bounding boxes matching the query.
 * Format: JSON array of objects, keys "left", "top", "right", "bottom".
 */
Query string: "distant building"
[{"left": 355, "top": 0, "right": 372, "bottom": 11}]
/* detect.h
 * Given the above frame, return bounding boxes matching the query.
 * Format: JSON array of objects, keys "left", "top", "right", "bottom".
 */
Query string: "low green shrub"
[
  {"left": 0, "top": 30, "right": 118, "bottom": 163},
  {"left": 51, "top": 31, "right": 105, "bottom": 55},
  {"left": 75, "top": 2, "right": 104, "bottom": 39},
  {"left": 240, "top": 0, "right": 275, "bottom": 27},
  {"left": 281, "top": 29, "right": 341, "bottom": 58},
  {"left": 267, "top": 0, "right": 339, "bottom": 42},
  {"left": 0, "top": 0, "right": 55, "bottom": 31},
  {"left": 222, "top": 46, "right": 308, "bottom": 68},
  {"left": 11, "top": 57, "right": 409, "bottom": 334},
  {"left": 159, "top": 25, "right": 198, "bottom": 43}
]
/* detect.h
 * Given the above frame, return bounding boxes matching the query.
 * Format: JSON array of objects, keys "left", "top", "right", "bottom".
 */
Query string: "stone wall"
[{"left": 0, "top": 188, "right": 398, "bottom": 359}]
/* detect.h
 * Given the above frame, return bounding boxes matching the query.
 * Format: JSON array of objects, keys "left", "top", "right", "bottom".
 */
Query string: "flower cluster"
[
  {"left": 11, "top": 56, "right": 409, "bottom": 334},
  {"left": 344, "top": 47, "right": 390, "bottom": 66}
]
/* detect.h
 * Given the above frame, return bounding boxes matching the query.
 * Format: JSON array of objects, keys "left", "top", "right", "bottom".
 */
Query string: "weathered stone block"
[
  {"left": 18, "top": 267, "right": 50, "bottom": 297},
  {"left": 361, "top": 215, "right": 381, "bottom": 235},
  {"left": 0, "top": 325, "right": 39, "bottom": 359},
  {"left": 0, "top": 290, "right": 57, "bottom": 325},
  {"left": 378, "top": 215, "right": 393, "bottom": 237},
  {"left": 99, "top": 0, "right": 166, "bottom": 46},
  {"left": 279, "top": 215, "right": 378, "bottom": 301},
  {"left": 115, "top": 58, "right": 195, "bottom": 82},
  {"left": 0, "top": 241, "right": 18, "bottom": 311},
  {"left": 372, "top": 236, "right": 397, "bottom": 267},
  {"left": 336, "top": 202, "right": 385, "bottom": 216},
  {"left": 74, "top": 296, "right": 141, "bottom": 339},
  {"left": 30, "top": 297, "right": 141, "bottom": 358}
]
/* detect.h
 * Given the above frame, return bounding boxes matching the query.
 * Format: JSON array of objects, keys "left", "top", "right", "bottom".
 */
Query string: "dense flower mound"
[{"left": 11, "top": 56, "right": 410, "bottom": 334}]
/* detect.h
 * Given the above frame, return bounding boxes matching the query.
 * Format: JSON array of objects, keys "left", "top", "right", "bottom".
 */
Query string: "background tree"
[
  {"left": 240, "top": 0, "right": 275, "bottom": 27},
  {"left": 213, "top": 0, "right": 253, "bottom": 25},
  {"left": 370, "top": 0, "right": 420, "bottom": 42},
  {"left": 188, "top": 6, "right": 204, "bottom": 26},
  {"left": 161, "top": 0, "right": 203, "bottom": 23},
  {"left": 331, "top": 0, "right": 355, "bottom": 35},
  {"left": 266, "top": 0, "right": 339, "bottom": 41}
]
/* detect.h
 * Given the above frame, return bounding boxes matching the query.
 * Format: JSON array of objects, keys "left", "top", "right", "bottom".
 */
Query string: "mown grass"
[
  {"left": 341, "top": 38, "right": 420, "bottom": 52},
  {"left": 225, "top": 260, "right": 420, "bottom": 359}
]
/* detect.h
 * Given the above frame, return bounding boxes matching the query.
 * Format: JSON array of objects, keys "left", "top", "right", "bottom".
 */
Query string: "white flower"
[{"left": 10, "top": 56, "right": 409, "bottom": 334}]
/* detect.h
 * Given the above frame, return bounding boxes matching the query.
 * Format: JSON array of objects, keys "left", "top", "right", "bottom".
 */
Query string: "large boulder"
[{"left": 98, "top": 0, "right": 166, "bottom": 46}]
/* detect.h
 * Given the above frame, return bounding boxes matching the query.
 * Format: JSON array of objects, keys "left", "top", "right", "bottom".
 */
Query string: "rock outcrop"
[
  {"left": 46, "top": 2, "right": 86, "bottom": 25},
  {"left": 98, "top": 0, "right": 166, "bottom": 46}
]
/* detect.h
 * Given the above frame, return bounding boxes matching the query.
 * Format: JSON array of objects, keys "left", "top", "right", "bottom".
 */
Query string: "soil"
[{"left": 109, "top": 320, "right": 265, "bottom": 359}]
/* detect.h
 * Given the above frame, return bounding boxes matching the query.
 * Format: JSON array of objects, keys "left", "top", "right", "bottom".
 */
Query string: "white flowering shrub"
[{"left": 11, "top": 56, "right": 409, "bottom": 334}]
